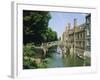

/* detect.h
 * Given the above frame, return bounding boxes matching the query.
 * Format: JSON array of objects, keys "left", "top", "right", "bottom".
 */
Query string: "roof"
[{"left": 67, "top": 23, "right": 85, "bottom": 34}]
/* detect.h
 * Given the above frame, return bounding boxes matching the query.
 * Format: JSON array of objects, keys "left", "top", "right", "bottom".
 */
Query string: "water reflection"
[{"left": 46, "top": 46, "right": 90, "bottom": 68}]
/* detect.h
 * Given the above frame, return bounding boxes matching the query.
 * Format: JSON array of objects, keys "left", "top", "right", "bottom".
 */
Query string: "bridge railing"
[{"left": 41, "top": 41, "right": 59, "bottom": 48}]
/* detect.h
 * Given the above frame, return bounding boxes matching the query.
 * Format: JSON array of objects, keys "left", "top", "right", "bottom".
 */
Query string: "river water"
[{"left": 46, "top": 46, "right": 90, "bottom": 68}]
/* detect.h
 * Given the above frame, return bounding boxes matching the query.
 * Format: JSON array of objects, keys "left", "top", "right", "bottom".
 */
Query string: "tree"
[
  {"left": 46, "top": 27, "right": 58, "bottom": 42},
  {"left": 23, "top": 10, "right": 58, "bottom": 45},
  {"left": 23, "top": 10, "right": 51, "bottom": 45}
]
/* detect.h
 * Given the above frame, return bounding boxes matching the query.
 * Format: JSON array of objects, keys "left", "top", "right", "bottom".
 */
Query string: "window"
[
  {"left": 86, "top": 39, "right": 89, "bottom": 46},
  {"left": 86, "top": 27, "right": 90, "bottom": 36}
]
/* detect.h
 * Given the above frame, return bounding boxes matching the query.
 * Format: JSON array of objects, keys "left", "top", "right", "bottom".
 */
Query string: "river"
[{"left": 46, "top": 46, "right": 90, "bottom": 68}]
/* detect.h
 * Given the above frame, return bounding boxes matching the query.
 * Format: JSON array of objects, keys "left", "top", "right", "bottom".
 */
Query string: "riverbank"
[
  {"left": 23, "top": 43, "right": 90, "bottom": 69},
  {"left": 23, "top": 43, "right": 57, "bottom": 69}
]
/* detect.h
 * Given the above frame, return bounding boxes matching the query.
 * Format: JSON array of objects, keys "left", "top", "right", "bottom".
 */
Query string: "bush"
[
  {"left": 23, "top": 43, "right": 36, "bottom": 57},
  {"left": 23, "top": 58, "right": 38, "bottom": 69}
]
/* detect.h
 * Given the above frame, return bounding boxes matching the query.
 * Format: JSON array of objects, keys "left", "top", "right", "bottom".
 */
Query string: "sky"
[{"left": 48, "top": 11, "right": 87, "bottom": 38}]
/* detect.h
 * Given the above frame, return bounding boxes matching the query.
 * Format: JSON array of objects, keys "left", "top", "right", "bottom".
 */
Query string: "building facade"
[
  {"left": 61, "top": 13, "right": 91, "bottom": 59},
  {"left": 85, "top": 14, "right": 91, "bottom": 57},
  {"left": 74, "top": 23, "right": 85, "bottom": 58}
]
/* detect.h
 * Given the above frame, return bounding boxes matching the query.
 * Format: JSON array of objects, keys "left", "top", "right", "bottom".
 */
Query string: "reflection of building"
[{"left": 61, "top": 14, "right": 91, "bottom": 59}]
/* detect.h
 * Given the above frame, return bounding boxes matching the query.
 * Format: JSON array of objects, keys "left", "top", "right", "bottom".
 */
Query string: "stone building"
[
  {"left": 61, "top": 23, "right": 71, "bottom": 47},
  {"left": 61, "top": 14, "right": 91, "bottom": 60},
  {"left": 61, "top": 18, "right": 86, "bottom": 58},
  {"left": 84, "top": 14, "right": 91, "bottom": 58},
  {"left": 74, "top": 22, "right": 86, "bottom": 58}
]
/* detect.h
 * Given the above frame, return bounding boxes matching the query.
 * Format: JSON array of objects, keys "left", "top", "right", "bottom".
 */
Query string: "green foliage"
[
  {"left": 23, "top": 43, "right": 36, "bottom": 57},
  {"left": 23, "top": 10, "right": 58, "bottom": 45},
  {"left": 46, "top": 27, "right": 58, "bottom": 42},
  {"left": 23, "top": 10, "right": 51, "bottom": 45},
  {"left": 23, "top": 10, "right": 59, "bottom": 69},
  {"left": 23, "top": 58, "right": 38, "bottom": 69},
  {"left": 23, "top": 44, "right": 38, "bottom": 69},
  {"left": 23, "top": 43, "right": 47, "bottom": 69}
]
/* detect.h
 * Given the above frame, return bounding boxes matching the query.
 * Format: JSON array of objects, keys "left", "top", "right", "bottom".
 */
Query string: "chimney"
[
  {"left": 74, "top": 18, "right": 77, "bottom": 27},
  {"left": 66, "top": 23, "right": 71, "bottom": 31},
  {"left": 68, "top": 23, "right": 71, "bottom": 30}
]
